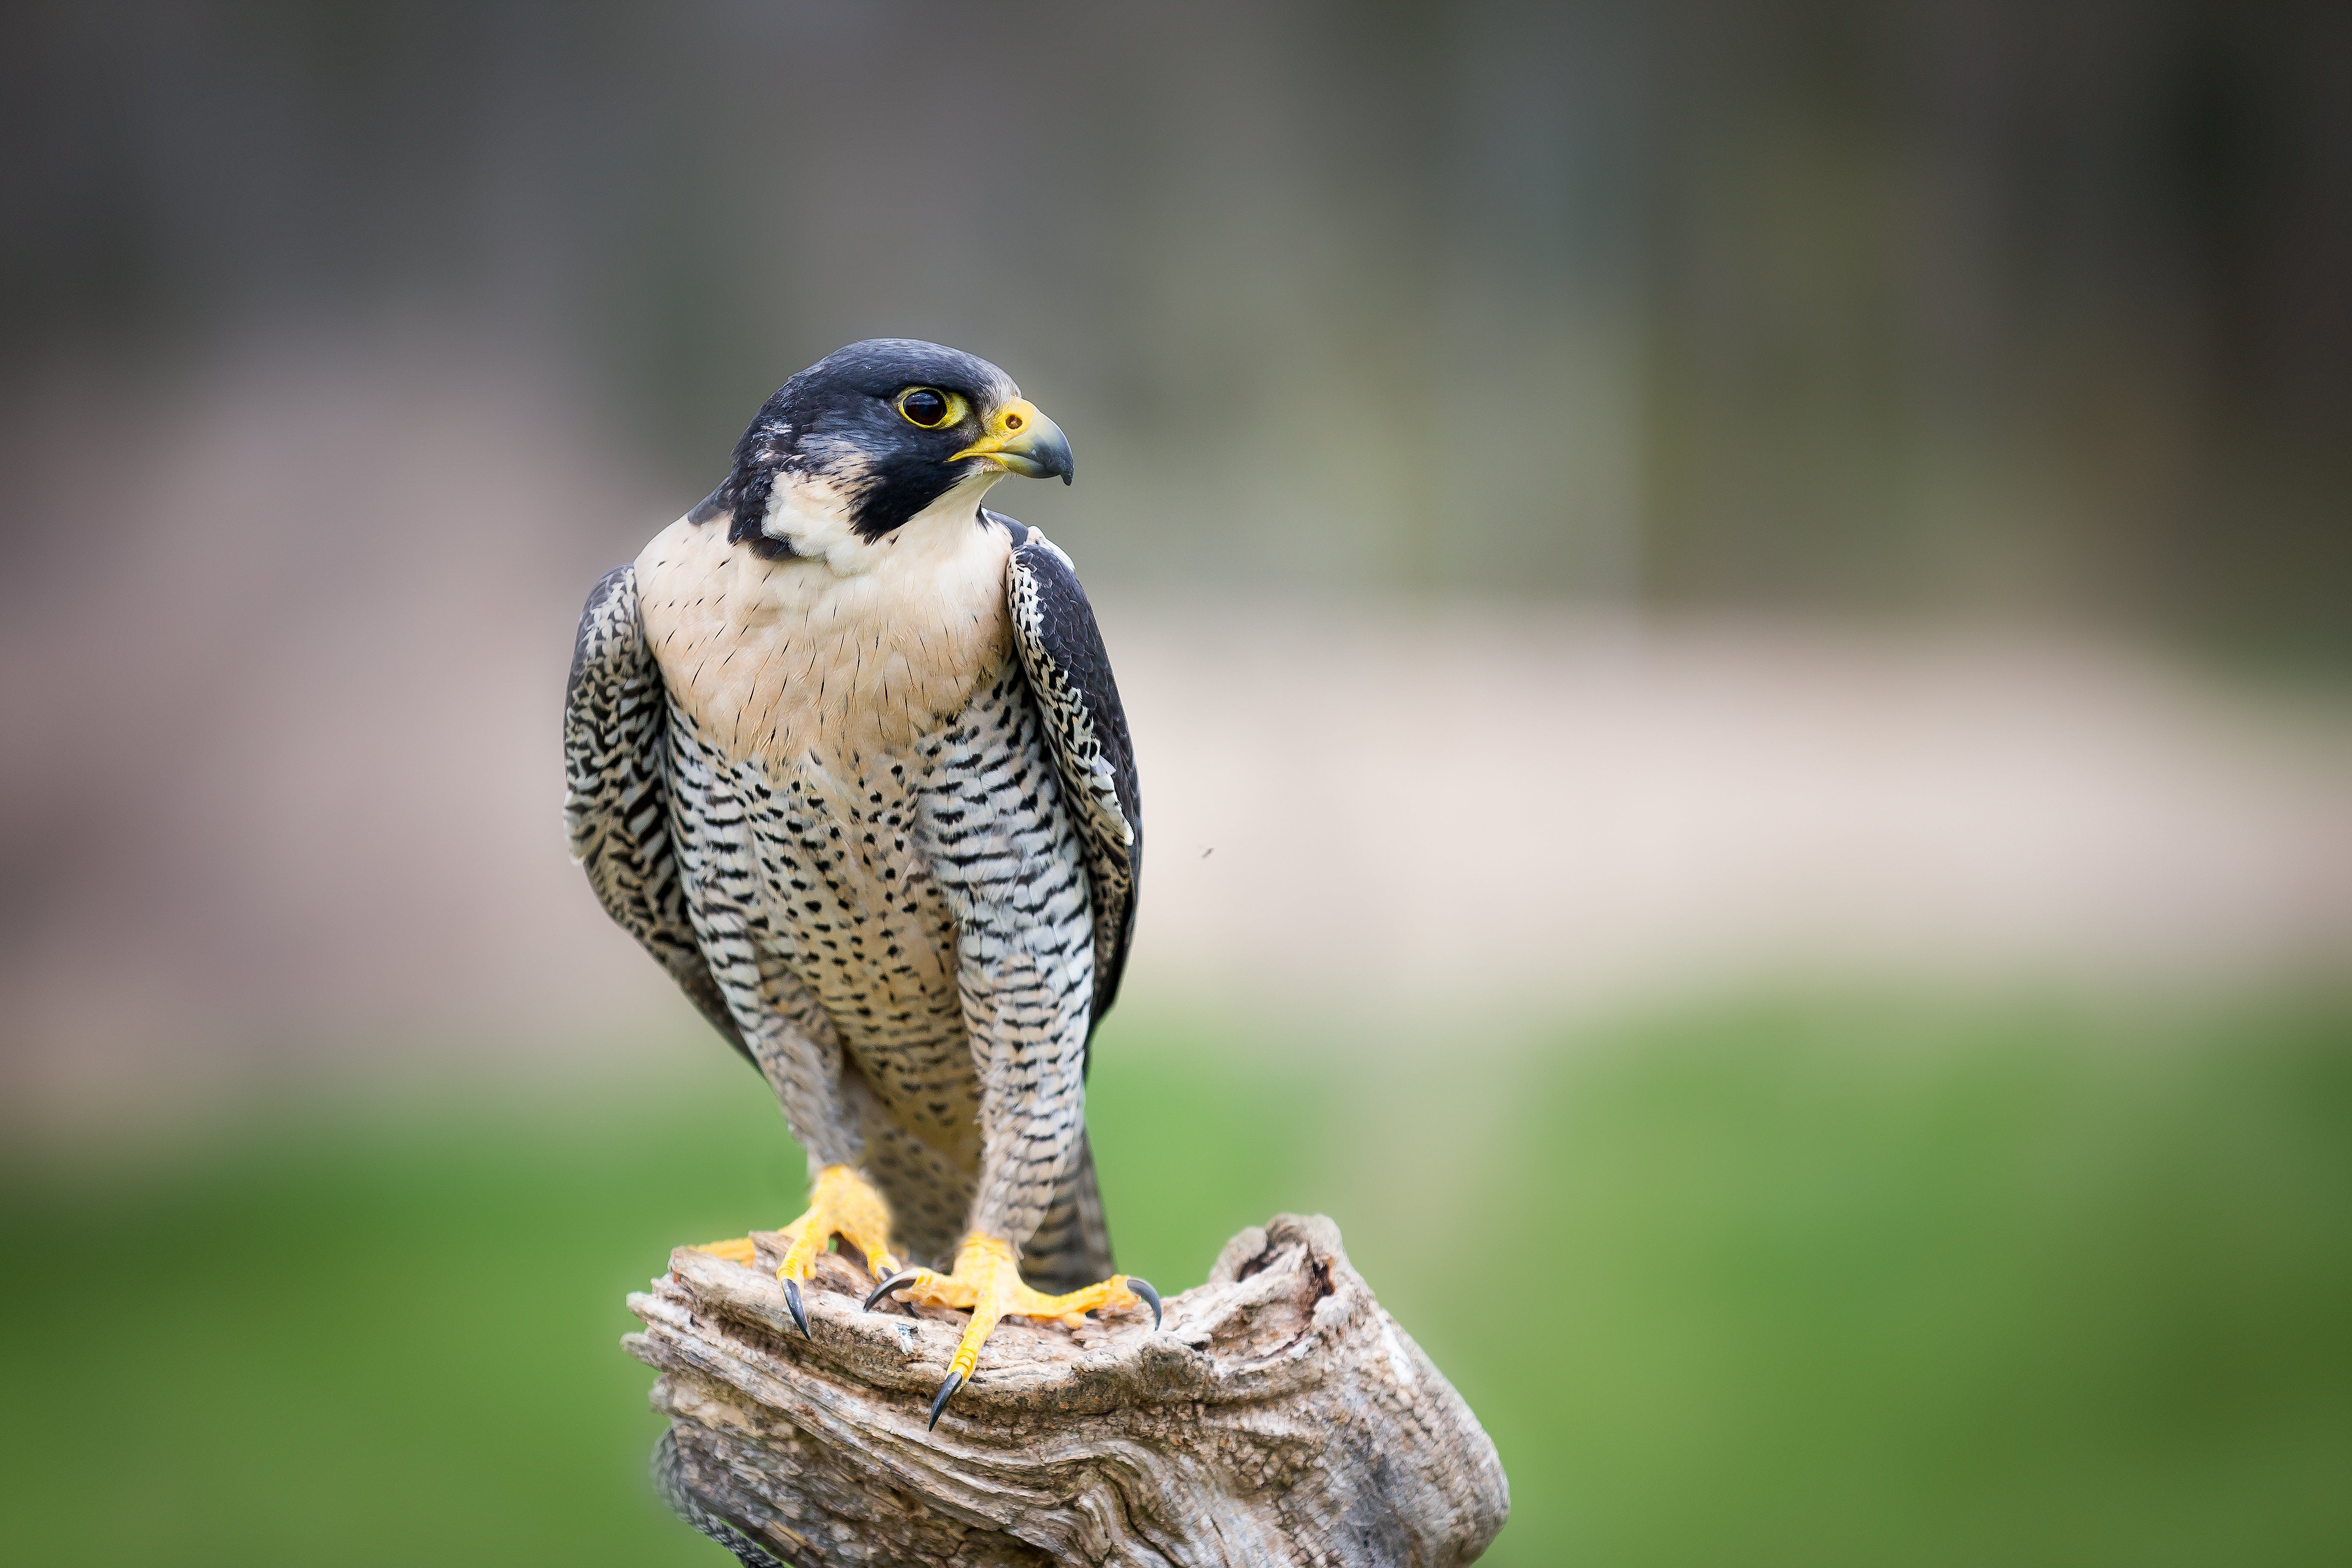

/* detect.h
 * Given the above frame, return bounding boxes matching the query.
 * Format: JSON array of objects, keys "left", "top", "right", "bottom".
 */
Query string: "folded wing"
[
  {"left": 998, "top": 516, "right": 1142, "bottom": 1033},
  {"left": 563, "top": 564, "right": 752, "bottom": 1066}
]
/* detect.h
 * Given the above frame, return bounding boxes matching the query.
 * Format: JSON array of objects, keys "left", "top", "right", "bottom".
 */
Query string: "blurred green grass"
[{"left": 3, "top": 992, "right": 2347, "bottom": 1566}]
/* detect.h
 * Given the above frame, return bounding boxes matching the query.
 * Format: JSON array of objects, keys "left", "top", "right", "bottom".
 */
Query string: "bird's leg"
[
  {"left": 690, "top": 1164, "right": 902, "bottom": 1337},
  {"left": 865, "top": 1234, "right": 1160, "bottom": 1428}
]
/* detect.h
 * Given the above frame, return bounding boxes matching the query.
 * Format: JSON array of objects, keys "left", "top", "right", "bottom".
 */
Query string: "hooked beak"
[{"left": 952, "top": 398, "right": 1075, "bottom": 485}]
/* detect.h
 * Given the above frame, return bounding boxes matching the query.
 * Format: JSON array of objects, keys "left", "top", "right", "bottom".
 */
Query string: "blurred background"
[{"left": 2, "top": 1, "right": 2347, "bottom": 1563}]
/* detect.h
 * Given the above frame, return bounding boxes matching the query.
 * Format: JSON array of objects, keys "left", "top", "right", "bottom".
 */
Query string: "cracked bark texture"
[{"left": 624, "top": 1213, "right": 1508, "bottom": 1566}]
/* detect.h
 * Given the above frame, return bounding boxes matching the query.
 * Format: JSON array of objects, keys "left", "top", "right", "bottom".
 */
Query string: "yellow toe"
[
  {"left": 898, "top": 1234, "right": 1158, "bottom": 1382},
  {"left": 775, "top": 1164, "right": 903, "bottom": 1284}
]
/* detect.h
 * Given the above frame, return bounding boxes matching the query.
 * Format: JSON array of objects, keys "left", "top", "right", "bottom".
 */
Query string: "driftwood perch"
[{"left": 625, "top": 1213, "right": 1509, "bottom": 1566}]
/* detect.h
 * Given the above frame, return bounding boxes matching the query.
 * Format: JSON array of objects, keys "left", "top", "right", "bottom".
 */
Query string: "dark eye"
[{"left": 898, "top": 388, "right": 952, "bottom": 428}]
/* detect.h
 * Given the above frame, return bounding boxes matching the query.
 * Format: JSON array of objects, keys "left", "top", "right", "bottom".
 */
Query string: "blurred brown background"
[
  {"left": 4, "top": 0, "right": 2344, "bottom": 1113},
  {"left": 1, "top": 4, "right": 2347, "bottom": 1565}
]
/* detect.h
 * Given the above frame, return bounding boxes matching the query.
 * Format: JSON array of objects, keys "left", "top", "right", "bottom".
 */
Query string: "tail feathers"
[
  {"left": 653, "top": 1430, "right": 789, "bottom": 1568},
  {"left": 1023, "top": 1133, "right": 1115, "bottom": 1293}
]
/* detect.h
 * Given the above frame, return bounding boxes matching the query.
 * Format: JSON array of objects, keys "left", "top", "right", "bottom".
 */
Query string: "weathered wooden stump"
[{"left": 625, "top": 1213, "right": 1509, "bottom": 1566}]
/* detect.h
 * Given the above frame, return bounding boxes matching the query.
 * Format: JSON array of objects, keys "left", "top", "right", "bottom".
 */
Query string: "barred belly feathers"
[{"left": 637, "top": 499, "right": 1093, "bottom": 1269}]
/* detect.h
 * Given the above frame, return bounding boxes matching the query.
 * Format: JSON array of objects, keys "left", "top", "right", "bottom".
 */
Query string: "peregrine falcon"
[{"left": 564, "top": 339, "right": 1153, "bottom": 1427}]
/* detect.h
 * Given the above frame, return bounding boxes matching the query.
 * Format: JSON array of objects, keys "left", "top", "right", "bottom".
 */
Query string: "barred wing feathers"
[
  {"left": 997, "top": 515, "right": 1142, "bottom": 1031},
  {"left": 563, "top": 564, "right": 753, "bottom": 1067}
]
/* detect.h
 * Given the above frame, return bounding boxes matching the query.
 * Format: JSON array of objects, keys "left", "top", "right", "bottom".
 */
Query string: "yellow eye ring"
[{"left": 897, "top": 387, "right": 966, "bottom": 429}]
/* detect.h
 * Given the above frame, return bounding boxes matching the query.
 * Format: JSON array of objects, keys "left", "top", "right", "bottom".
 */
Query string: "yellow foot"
[
  {"left": 689, "top": 1164, "right": 903, "bottom": 1340},
  {"left": 686, "top": 1235, "right": 760, "bottom": 1266},
  {"left": 863, "top": 1234, "right": 1161, "bottom": 1429}
]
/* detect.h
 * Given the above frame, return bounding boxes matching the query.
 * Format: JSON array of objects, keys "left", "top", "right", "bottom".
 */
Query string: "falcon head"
[{"left": 699, "top": 339, "right": 1075, "bottom": 558}]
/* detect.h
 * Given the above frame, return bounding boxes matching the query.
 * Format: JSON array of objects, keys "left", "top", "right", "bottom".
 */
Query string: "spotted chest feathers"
[{"left": 635, "top": 481, "right": 1016, "bottom": 772}]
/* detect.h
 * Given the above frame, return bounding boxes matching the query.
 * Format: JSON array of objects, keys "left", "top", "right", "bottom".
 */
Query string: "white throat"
[{"left": 762, "top": 469, "right": 1006, "bottom": 576}]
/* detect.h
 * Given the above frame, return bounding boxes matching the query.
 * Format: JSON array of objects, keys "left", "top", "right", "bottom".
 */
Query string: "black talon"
[
  {"left": 864, "top": 1270, "right": 919, "bottom": 1312},
  {"left": 783, "top": 1276, "right": 811, "bottom": 1339},
  {"left": 927, "top": 1369, "right": 965, "bottom": 1430},
  {"left": 1128, "top": 1277, "right": 1163, "bottom": 1331}
]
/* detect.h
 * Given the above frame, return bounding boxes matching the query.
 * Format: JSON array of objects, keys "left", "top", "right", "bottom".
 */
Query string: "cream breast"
[{"left": 635, "top": 485, "right": 1015, "bottom": 772}]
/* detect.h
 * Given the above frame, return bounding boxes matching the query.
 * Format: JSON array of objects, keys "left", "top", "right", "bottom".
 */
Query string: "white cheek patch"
[
  {"left": 762, "top": 469, "right": 864, "bottom": 567},
  {"left": 766, "top": 466, "right": 1006, "bottom": 576}
]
